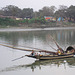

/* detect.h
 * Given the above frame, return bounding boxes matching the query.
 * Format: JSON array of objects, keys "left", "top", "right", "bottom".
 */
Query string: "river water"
[{"left": 0, "top": 27, "right": 75, "bottom": 75}]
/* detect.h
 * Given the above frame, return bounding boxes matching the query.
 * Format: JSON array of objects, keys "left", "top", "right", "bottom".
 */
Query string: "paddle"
[{"left": 12, "top": 55, "right": 26, "bottom": 61}]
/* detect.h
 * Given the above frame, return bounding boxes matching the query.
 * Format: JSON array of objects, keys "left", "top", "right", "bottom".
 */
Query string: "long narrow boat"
[
  {"left": 26, "top": 54, "right": 75, "bottom": 60},
  {"left": 26, "top": 45, "right": 75, "bottom": 60},
  {"left": 0, "top": 36, "right": 75, "bottom": 61}
]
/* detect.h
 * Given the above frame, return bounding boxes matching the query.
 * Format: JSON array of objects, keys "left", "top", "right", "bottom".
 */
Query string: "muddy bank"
[{"left": 0, "top": 27, "right": 75, "bottom": 32}]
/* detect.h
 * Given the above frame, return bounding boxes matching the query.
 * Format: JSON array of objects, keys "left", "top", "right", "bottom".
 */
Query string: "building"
[
  {"left": 0, "top": 15, "right": 16, "bottom": 19},
  {"left": 44, "top": 16, "right": 56, "bottom": 22}
]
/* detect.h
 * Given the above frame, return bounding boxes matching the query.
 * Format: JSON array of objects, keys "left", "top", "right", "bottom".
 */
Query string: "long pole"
[
  {"left": 0, "top": 43, "right": 33, "bottom": 51},
  {"left": 48, "top": 35, "right": 61, "bottom": 49},
  {"left": 46, "top": 41, "right": 57, "bottom": 51},
  {"left": 0, "top": 43, "right": 55, "bottom": 54},
  {"left": 12, "top": 55, "right": 26, "bottom": 61}
]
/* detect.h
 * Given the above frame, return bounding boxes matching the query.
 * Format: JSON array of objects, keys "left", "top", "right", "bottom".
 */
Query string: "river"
[{"left": 0, "top": 27, "right": 75, "bottom": 75}]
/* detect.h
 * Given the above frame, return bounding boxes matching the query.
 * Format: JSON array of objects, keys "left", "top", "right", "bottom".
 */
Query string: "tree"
[
  {"left": 66, "top": 5, "right": 75, "bottom": 22},
  {"left": 38, "top": 6, "right": 56, "bottom": 17},
  {"left": 2, "top": 5, "right": 21, "bottom": 17},
  {"left": 21, "top": 8, "right": 33, "bottom": 18},
  {"left": 50, "top": 6, "right": 56, "bottom": 14},
  {"left": 33, "top": 11, "right": 40, "bottom": 18},
  {"left": 55, "top": 5, "right": 68, "bottom": 18},
  {"left": 0, "top": 9, "right": 4, "bottom": 15},
  {"left": 1, "top": 5, "right": 33, "bottom": 18}
]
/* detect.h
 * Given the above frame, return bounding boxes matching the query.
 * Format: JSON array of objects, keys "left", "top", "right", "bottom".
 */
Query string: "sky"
[{"left": 0, "top": 0, "right": 75, "bottom": 11}]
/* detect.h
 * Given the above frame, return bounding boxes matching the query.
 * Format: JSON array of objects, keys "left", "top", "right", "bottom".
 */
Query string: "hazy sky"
[{"left": 0, "top": 0, "right": 75, "bottom": 11}]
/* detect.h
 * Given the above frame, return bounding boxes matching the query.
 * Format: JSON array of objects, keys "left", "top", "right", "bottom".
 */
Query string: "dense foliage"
[
  {"left": 0, "top": 18, "right": 18, "bottom": 26},
  {"left": 0, "top": 17, "right": 47, "bottom": 27},
  {"left": 0, "top": 5, "right": 75, "bottom": 27},
  {"left": 0, "top": 5, "right": 75, "bottom": 21},
  {"left": 0, "top": 5, "right": 33, "bottom": 18}
]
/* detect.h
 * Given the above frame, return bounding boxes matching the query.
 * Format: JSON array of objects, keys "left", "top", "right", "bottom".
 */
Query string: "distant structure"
[
  {"left": 44, "top": 16, "right": 56, "bottom": 22},
  {"left": 57, "top": 17, "right": 64, "bottom": 21},
  {"left": 0, "top": 15, "right": 23, "bottom": 20},
  {"left": 0, "top": 15, "right": 16, "bottom": 19},
  {"left": 16, "top": 18, "right": 23, "bottom": 20},
  {"left": 24, "top": 16, "right": 32, "bottom": 20}
]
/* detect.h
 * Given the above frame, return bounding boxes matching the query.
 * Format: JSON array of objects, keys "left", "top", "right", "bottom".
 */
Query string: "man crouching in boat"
[
  {"left": 31, "top": 50, "right": 35, "bottom": 56},
  {"left": 31, "top": 50, "right": 39, "bottom": 56},
  {"left": 57, "top": 48, "right": 64, "bottom": 55}
]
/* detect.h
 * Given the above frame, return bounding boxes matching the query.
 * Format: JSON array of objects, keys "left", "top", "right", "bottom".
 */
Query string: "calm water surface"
[{"left": 0, "top": 28, "right": 75, "bottom": 75}]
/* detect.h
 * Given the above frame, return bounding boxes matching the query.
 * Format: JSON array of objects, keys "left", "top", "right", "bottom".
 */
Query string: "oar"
[{"left": 12, "top": 55, "right": 26, "bottom": 61}]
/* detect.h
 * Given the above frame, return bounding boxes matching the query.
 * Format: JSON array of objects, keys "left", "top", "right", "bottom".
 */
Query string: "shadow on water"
[{"left": 0, "top": 57, "right": 75, "bottom": 72}]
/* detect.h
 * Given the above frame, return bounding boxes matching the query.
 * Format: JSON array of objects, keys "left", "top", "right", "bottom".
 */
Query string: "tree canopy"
[
  {"left": 66, "top": 5, "right": 75, "bottom": 21},
  {"left": 0, "top": 5, "right": 75, "bottom": 22}
]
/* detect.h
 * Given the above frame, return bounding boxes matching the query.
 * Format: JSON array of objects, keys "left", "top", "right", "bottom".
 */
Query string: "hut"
[{"left": 66, "top": 45, "right": 75, "bottom": 53}]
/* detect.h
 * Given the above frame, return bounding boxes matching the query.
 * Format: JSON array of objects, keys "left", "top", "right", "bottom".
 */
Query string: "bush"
[
  {"left": 28, "top": 18, "right": 46, "bottom": 24},
  {"left": 0, "top": 18, "right": 19, "bottom": 26}
]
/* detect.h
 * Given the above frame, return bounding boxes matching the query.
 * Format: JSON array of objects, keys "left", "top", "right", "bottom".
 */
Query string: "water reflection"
[
  {"left": 0, "top": 29, "right": 75, "bottom": 50},
  {"left": 0, "top": 29, "right": 75, "bottom": 75},
  {"left": 0, "top": 57, "right": 75, "bottom": 72},
  {"left": 26, "top": 57, "right": 75, "bottom": 71}
]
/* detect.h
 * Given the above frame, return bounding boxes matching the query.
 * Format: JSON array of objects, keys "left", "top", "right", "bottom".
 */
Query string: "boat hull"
[
  {"left": 39, "top": 54, "right": 74, "bottom": 60},
  {"left": 26, "top": 54, "right": 74, "bottom": 60}
]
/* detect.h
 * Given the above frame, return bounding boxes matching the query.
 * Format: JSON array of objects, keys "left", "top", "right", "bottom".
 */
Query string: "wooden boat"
[
  {"left": 0, "top": 35, "right": 75, "bottom": 61},
  {"left": 26, "top": 53, "right": 75, "bottom": 60},
  {"left": 0, "top": 43, "right": 75, "bottom": 60},
  {"left": 26, "top": 45, "right": 75, "bottom": 60}
]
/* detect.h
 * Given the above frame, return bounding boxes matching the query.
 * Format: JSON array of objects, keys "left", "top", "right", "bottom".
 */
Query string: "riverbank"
[
  {"left": 0, "top": 21, "right": 75, "bottom": 32},
  {"left": 0, "top": 27, "right": 75, "bottom": 32},
  {"left": 0, "top": 21, "right": 75, "bottom": 28}
]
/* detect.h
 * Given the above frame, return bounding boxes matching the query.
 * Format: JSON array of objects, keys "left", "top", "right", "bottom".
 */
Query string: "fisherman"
[
  {"left": 31, "top": 50, "right": 34, "bottom": 56},
  {"left": 57, "top": 50, "right": 61, "bottom": 55},
  {"left": 57, "top": 48, "right": 64, "bottom": 55},
  {"left": 71, "top": 49, "right": 75, "bottom": 54}
]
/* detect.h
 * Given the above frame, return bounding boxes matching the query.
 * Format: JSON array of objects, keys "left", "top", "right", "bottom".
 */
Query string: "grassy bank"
[{"left": 0, "top": 18, "right": 75, "bottom": 28}]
